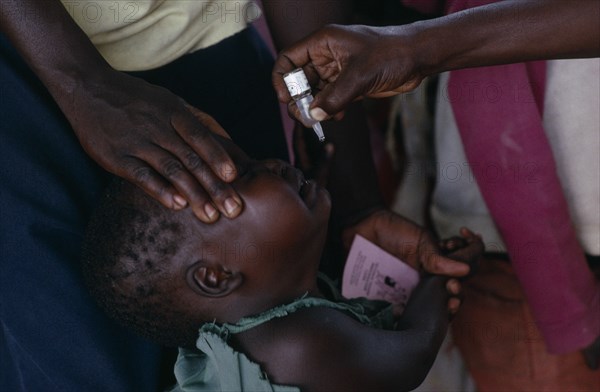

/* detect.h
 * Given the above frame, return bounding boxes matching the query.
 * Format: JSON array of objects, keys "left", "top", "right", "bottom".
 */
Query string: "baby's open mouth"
[
  {"left": 299, "top": 179, "right": 318, "bottom": 207},
  {"left": 289, "top": 167, "right": 317, "bottom": 206},
  {"left": 299, "top": 179, "right": 309, "bottom": 195}
]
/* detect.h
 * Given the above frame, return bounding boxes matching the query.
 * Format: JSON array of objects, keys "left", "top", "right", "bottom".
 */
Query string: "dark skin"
[
  {"left": 0, "top": 0, "right": 475, "bottom": 306},
  {"left": 263, "top": 0, "right": 384, "bottom": 230},
  {"left": 270, "top": 0, "right": 600, "bottom": 368},
  {"left": 234, "top": 277, "right": 451, "bottom": 392},
  {"left": 232, "top": 233, "right": 482, "bottom": 391},
  {"left": 272, "top": 0, "right": 600, "bottom": 120},
  {"left": 0, "top": 0, "right": 467, "bottom": 280},
  {"left": 167, "top": 137, "right": 331, "bottom": 324},
  {"left": 123, "top": 137, "right": 483, "bottom": 391},
  {"left": 262, "top": 0, "right": 471, "bottom": 278},
  {"left": 0, "top": 0, "right": 242, "bottom": 223}
]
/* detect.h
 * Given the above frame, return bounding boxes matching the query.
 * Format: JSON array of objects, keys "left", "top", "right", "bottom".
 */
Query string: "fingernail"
[
  {"left": 173, "top": 195, "right": 188, "bottom": 209},
  {"left": 460, "top": 265, "right": 471, "bottom": 274},
  {"left": 224, "top": 197, "right": 241, "bottom": 217},
  {"left": 310, "top": 107, "right": 328, "bottom": 121},
  {"left": 204, "top": 203, "right": 218, "bottom": 221},
  {"left": 221, "top": 164, "right": 236, "bottom": 181}
]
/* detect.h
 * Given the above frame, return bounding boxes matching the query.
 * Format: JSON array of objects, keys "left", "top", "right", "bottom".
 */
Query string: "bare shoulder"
[{"left": 233, "top": 307, "right": 420, "bottom": 392}]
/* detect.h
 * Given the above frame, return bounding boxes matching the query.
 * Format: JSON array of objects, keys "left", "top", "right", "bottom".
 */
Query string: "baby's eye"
[
  {"left": 237, "top": 164, "right": 249, "bottom": 177},
  {"left": 236, "top": 159, "right": 259, "bottom": 178},
  {"left": 278, "top": 164, "right": 288, "bottom": 178},
  {"left": 260, "top": 160, "right": 290, "bottom": 179}
]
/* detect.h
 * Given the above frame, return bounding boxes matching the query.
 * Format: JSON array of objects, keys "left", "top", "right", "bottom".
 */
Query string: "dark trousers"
[{"left": 0, "top": 26, "right": 286, "bottom": 391}]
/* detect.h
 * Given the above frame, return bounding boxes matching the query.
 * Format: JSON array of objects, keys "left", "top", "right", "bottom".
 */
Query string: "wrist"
[
  {"left": 405, "top": 19, "right": 454, "bottom": 77},
  {"left": 399, "top": 275, "right": 448, "bottom": 328},
  {"left": 373, "top": 24, "right": 431, "bottom": 84},
  {"left": 48, "top": 61, "right": 115, "bottom": 118},
  {"left": 51, "top": 60, "right": 108, "bottom": 91}
]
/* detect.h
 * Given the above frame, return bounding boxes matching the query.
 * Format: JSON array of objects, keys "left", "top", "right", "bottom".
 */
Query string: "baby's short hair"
[{"left": 82, "top": 179, "right": 203, "bottom": 347}]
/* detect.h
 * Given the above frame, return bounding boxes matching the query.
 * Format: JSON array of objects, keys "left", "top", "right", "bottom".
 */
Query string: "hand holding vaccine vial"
[{"left": 283, "top": 68, "right": 325, "bottom": 142}]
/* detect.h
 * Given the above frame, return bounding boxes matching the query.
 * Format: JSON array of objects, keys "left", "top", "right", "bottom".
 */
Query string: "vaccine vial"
[{"left": 283, "top": 68, "right": 325, "bottom": 142}]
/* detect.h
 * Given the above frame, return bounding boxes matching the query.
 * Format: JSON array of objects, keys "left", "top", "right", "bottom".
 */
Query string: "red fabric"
[
  {"left": 445, "top": 0, "right": 600, "bottom": 353},
  {"left": 402, "top": 0, "right": 600, "bottom": 353}
]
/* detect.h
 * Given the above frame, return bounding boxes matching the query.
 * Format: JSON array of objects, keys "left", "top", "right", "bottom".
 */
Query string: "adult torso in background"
[{"left": 61, "top": 0, "right": 259, "bottom": 71}]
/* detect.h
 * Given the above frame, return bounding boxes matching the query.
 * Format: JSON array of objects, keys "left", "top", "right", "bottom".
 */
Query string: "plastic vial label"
[
  {"left": 283, "top": 68, "right": 311, "bottom": 99},
  {"left": 283, "top": 68, "right": 326, "bottom": 142}
]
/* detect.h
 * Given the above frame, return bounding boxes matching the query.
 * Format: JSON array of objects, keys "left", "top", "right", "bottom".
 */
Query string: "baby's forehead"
[{"left": 115, "top": 180, "right": 192, "bottom": 228}]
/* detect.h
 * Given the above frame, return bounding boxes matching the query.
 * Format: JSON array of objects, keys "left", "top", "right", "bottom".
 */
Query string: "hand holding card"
[{"left": 342, "top": 235, "right": 420, "bottom": 311}]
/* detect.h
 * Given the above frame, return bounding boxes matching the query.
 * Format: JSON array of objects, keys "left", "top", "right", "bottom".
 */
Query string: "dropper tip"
[{"left": 312, "top": 122, "right": 325, "bottom": 142}]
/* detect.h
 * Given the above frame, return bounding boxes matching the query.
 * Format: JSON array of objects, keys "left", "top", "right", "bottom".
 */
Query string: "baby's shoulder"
[
  {"left": 240, "top": 305, "right": 368, "bottom": 346},
  {"left": 232, "top": 306, "right": 379, "bottom": 388}
]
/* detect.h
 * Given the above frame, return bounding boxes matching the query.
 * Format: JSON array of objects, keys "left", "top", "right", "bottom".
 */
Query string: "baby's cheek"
[
  {"left": 241, "top": 193, "right": 303, "bottom": 237},
  {"left": 240, "top": 179, "right": 317, "bottom": 249},
  {"left": 268, "top": 199, "right": 315, "bottom": 247}
]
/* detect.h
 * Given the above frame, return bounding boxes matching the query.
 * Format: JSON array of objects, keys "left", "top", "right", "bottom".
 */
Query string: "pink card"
[{"left": 342, "top": 235, "right": 420, "bottom": 309}]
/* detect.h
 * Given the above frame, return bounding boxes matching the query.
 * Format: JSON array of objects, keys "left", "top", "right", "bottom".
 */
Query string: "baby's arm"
[
  {"left": 240, "top": 230, "right": 483, "bottom": 391},
  {"left": 249, "top": 276, "right": 451, "bottom": 391}
]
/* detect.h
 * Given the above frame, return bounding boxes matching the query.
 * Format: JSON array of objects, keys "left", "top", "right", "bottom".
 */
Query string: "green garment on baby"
[{"left": 171, "top": 275, "right": 396, "bottom": 391}]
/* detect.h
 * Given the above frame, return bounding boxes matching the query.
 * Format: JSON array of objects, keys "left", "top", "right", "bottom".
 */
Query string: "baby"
[{"left": 82, "top": 137, "right": 482, "bottom": 392}]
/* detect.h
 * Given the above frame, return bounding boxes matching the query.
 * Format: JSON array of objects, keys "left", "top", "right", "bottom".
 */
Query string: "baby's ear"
[{"left": 186, "top": 262, "right": 243, "bottom": 297}]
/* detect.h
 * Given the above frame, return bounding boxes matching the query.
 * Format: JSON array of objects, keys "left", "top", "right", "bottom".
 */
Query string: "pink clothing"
[
  {"left": 450, "top": 61, "right": 600, "bottom": 354},
  {"left": 404, "top": 0, "right": 600, "bottom": 353}
]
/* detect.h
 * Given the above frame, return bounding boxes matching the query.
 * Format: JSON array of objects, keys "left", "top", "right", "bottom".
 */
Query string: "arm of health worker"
[
  {"left": 0, "top": 0, "right": 243, "bottom": 223},
  {"left": 272, "top": 0, "right": 600, "bottom": 121}
]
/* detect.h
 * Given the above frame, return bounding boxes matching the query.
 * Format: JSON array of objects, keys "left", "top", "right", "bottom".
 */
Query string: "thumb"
[{"left": 309, "top": 69, "right": 364, "bottom": 121}]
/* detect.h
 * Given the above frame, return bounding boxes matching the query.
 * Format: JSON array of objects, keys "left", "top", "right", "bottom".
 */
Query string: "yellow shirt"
[{"left": 61, "top": 0, "right": 260, "bottom": 71}]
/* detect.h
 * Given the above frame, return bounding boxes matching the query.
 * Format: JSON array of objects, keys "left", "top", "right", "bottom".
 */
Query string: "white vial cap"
[{"left": 283, "top": 68, "right": 311, "bottom": 99}]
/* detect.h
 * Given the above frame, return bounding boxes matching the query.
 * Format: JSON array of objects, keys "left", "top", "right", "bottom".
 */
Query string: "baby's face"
[{"left": 183, "top": 139, "right": 331, "bottom": 297}]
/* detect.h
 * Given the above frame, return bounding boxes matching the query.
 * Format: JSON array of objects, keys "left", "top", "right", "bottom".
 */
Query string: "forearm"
[
  {"left": 367, "top": 276, "right": 449, "bottom": 390},
  {"left": 0, "top": 0, "right": 111, "bottom": 111},
  {"left": 388, "top": 276, "right": 449, "bottom": 388},
  {"left": 397, "top": 276, "right": 448, "bottom": 335},
  {"left": 413, "top": 0, "right": 600, "bottom": 76}
]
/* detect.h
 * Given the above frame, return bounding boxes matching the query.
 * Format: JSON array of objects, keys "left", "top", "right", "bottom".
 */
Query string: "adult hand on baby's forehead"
[
  {"left": 342, "top": 209, "right": 472, "bottom": 277},
  {"left": 67, "top": 70, "right": 244, "bottom": 224}
]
